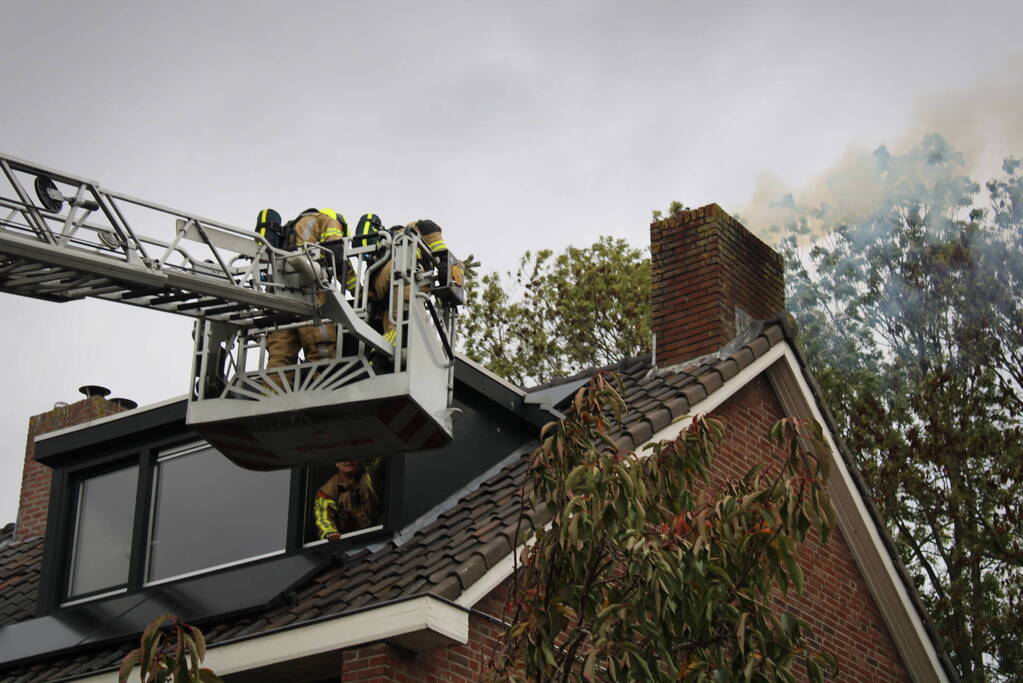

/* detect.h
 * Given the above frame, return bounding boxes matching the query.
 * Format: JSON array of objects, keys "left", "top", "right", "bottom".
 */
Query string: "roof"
[
  {"left": 0, "top": 536, "right": 43, "bottom": 630},
  {"left": 0, "top": 319, "right": 952, "bottom": 681}
]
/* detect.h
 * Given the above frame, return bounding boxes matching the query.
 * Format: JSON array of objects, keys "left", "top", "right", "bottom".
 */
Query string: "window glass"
[
  {"left": 305, "top": 459, "right": 385, "bottom": 544},
  {"left": 147, "top": 443, "right": 289, "bottom": 583},
  {"left": 68, "top": 466, "right": 138, "bottom": 597}
]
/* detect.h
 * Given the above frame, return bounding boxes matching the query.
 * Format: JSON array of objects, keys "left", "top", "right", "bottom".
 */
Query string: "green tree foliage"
[
  {"left": 461, "top": 237, "right": 650, "bottom": 387},
  {"left": 773, "top": 134, "right": 1023, "bottom": 681},
  {"left": 651, "top": 200, "right": 690, "bottom": 222},
  {"left": 489, "top": 374, "right": 836, "bottom": 681},
  {"left": 119, "top": 615, "right": 223, "bottom": 683}
]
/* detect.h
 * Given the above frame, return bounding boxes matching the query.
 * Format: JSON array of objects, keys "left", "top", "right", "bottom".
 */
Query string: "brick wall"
[
  {"left": 710, "top": 375, "right": 910, "bottom": 681},
  {"left": 15, "top": 397, "right": 126, "bottom": 542},
  {"left": 336, "top": 375, "right": 912, "bottom": 681},
  {"left": 650, "top": 204, "right": 784, "bottom": 368}
]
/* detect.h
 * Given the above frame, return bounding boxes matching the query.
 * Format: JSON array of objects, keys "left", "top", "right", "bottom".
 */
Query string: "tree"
[
  {"left": 774, "top": 134, "right": 1023, "bottom": 681},
  {"left": 461, "top": 237, "right": 650, "bottom": 387},
  {"left": 489, "top": 373, "right": 836, "bottom": 681},
  {"left": 119, "top": 615, "right": 223, "bottom": 683}
]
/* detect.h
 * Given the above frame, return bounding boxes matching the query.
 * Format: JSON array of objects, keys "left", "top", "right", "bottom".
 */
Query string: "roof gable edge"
[{"left": 765, "top": 345, "right": 949, "bottom": 682}]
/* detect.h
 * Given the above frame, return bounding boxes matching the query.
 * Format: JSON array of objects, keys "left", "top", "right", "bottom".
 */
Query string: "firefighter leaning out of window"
[
  {"left": 255, "top": 208, "right": 356, "bottom": 383},
  {"left": 313, "top": 460, "right": 380, "bottom": 541}
]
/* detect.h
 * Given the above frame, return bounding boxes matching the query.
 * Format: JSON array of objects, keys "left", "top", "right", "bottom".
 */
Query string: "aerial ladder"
[{"left": 0, "top": 154, "right": 465, "bottom": 470}]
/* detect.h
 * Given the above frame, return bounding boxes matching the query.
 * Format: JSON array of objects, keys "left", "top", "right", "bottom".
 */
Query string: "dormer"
[{"left": 0, "top": 357, "right": 548, "bottom": 670}]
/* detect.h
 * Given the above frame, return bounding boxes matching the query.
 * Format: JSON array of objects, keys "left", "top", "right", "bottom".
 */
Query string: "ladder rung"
[
  {"left": 46, "top": 277, "right": 110, "bottom": 296},
  {"left": 176, "top": 297, "right": 223, "bottom": 312},
  {"left": 202, "top": 302, "right": 252, "bottom": 317},
  {"left": 149, "top": 291, "right": 200, "bottom": 306},
  {"left": 116, "top": 287, "right": 166, "bottom": 302},
  {"left": 75, "top": 284, "right": 134, "bottom": 298},
  {"left": 3, "top": 262, "right": 60, "bottom": 278},
  {"left": 6, "top": 268, "right": 78, "bottom": 286},
  {"left": 249, "top": 314, "right": 302, "bottom": 329}
]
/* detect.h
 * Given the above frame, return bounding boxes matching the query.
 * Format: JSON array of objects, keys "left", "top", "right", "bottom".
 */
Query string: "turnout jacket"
[
  {"left": 291, "top": 212, "right": 357, "bottom": 291},
  {"left": 313, "top": 471, "right": 380, "bottom": 537}
]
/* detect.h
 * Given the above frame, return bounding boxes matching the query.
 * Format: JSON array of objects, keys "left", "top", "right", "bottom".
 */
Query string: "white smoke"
[{"left": 739, "top": 64, "right": 1023, "bottom": 242}]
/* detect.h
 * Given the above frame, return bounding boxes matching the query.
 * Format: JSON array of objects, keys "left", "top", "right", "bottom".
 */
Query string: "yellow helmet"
[{"left": 318, "top": 208, "right": 347, "bottom": 232}]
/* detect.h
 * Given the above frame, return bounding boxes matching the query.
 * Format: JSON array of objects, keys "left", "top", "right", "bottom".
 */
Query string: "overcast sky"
[{"left": 2, "top": 0, "right": 1020, "bottom": 523}]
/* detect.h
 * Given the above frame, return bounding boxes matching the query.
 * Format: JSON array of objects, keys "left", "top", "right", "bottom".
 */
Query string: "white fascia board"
[
  {"left": 456, "top": 342, "right": 947, "bottom": 683},
  {"left": 66, "top": 595, "right": 468, "bottom": 682},
  {"left": 764, "top": 346, "right": 948, "bottom": 683},
  {"left": 645, "top": 343, "right": 788, "bottom": 443},
  {"left": 458, "top": 548, "right": 517, "bottom": 609}
]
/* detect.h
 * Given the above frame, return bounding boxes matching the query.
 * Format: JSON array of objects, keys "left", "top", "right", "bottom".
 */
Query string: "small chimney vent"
[{"left": 78, "top": 385, "right": 111, "bottom": 398}]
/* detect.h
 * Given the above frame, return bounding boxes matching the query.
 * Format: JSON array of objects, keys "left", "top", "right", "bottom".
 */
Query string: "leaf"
[
  {"left": 582, "top": 651, "right": 598, "bottom": 681},
  {"left": 807, "top": 657, "right": 822, "bottom": 683},
  {"left": 780, "top": 613, "right": 799, "bottom": 641},
  {"left": 541, "top": 639, "right": 556, "bottom": 667},
  {"left": 781, "top": 546, "right": 804, "bottom": 593},
  {"left": 743, "top": 655, "right": 756, "bottom": 682},
  {"left": 188, "top": 623, "right": 207, "bottom": 662},
  {"left": 185, "top": 633, "right": 203, "bottom": 676},
  {"left": 197, "top": 669, "right": 225, "bottom": 683},
  {"left": 736, "top": 612, "right": 749, "bottom": 654},
  {"left": 140, "top": 615, "right": 171, "bottom": 671},
  {"left": 118, "top": 648, "right": 141, "bottom": 683}
]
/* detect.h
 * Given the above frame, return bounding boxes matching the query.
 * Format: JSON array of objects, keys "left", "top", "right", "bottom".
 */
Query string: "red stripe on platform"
[
  {"left": 201, "top": 424, "right": 259, "bottom": 443},
  {"left": 376, "top": 398, "right": 406, "bottom": 425},
  {"left": 397, "top": 411, "right": 427, "bottom": 443},
  {"left": 421, "top": 429, "right": 449, "bottom": 450}
]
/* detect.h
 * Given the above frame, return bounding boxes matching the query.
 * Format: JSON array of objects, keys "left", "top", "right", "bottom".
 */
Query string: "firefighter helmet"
[
  {"left": 353, "top": 213, "right": 384, "bottom": 248},
  {"left": 254, "top": 208, "right": 284, "bottom": 248},
  {"left": 318, "top": 208, "right": 347, "bottom": 234}
]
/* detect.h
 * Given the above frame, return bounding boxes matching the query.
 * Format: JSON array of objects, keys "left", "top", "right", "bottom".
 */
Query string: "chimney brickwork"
[
  {"left": 15, "top": 397, "right": 126, "bottom": 542},
  {"left": 650, "top": 203, "right": 784, "bottom": 368}
]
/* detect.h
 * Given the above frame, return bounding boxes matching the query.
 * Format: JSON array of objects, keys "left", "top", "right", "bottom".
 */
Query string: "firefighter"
[
  {"left": 352, "top": 213, "right": 384, "bottom": 300},
  {"left": 254, "top": 208, "right": 285, "bottom": 248},
  {"left": 265, "top": 208, "right": 347, "bottom": 387},
  {"left": 313, "top": 460, "right": 380, "bottom": 541},
  {"left": 352, "top": 212, "right": 384, "bottom": 251},
  {"left": 369, "top": 219, "right": 465, "bottom": 345}
]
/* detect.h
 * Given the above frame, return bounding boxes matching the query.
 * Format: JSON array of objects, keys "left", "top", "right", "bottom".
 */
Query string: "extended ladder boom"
[{"left": 0, "top": 154, "right": 346, "bottom": 335}]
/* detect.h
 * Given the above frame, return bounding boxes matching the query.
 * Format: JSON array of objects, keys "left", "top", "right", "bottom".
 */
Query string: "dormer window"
[
  {"left": 145, "top": 442, "right": 290, "bottom": 584},
  {"left": 66, "top": 465, "right": 138, "bottom": 600},
  {"left": 48, "top": 425, "right": 390, "bottom": 611}
]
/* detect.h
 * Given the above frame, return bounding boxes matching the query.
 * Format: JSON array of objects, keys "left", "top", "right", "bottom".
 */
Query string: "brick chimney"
[
  {"left": 15, "top": 396, "right": 127, "bottom": 542},
  {"left": 650, "top": 204, "right": 784, "bottom": 369}
]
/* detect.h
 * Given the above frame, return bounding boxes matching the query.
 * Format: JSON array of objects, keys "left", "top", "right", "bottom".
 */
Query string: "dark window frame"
[
  {"left": 143, "top": 440, "right": 293, "bottom": 586},
  {"left": 61, "top": 459, "right": 142, "bottom": 604},
  {"left": 37, "top": 426, "right": 393, "bottom": 615}
]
